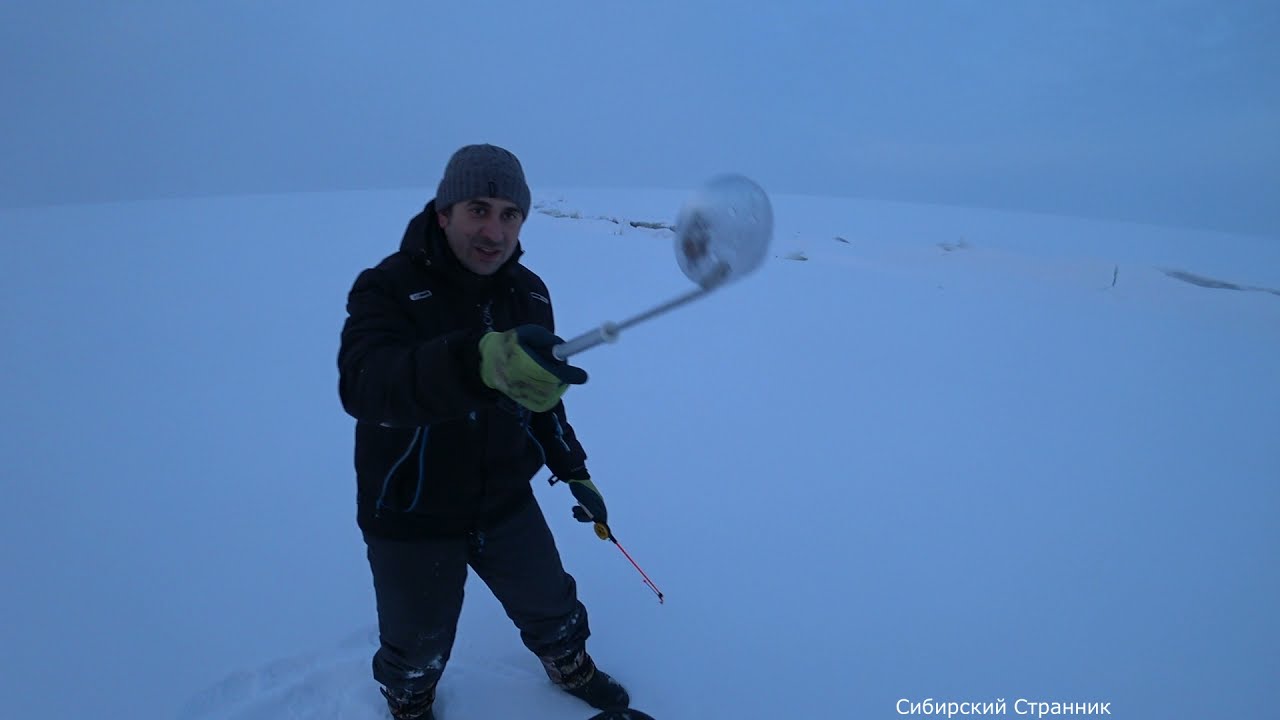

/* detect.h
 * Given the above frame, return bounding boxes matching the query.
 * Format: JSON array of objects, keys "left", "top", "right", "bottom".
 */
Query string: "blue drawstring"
[
  {"left": 525, "top": 426, "right": 547, "bottom": 466},
  {"left": 405, "top": 426, "right": 430, "bottom": 512},
  {"left": 550, "top": 413, "right": 571, "bottom": 453},
  {"left": 376, "top": 427, "right": 427, "bottom": 512}
]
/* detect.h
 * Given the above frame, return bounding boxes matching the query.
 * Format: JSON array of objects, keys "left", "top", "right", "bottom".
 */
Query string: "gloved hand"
[
  {"left": 567, "top": 477, "right": 607, "bottom": 526},
  {"left": 478, "top": 325, "right": 588, "bottom": 412}
]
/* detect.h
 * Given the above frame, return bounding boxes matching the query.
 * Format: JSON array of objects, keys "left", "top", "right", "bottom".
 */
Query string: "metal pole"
[{"left": 552, "top": 284, "right": 716, "bottom": 360}]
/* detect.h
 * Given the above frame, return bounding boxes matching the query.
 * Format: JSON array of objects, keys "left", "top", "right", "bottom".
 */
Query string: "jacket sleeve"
[
  {"left": 523, "top": 280, "right": 590, "bottom": 477},
  {"left": 338, "top": 267, "right": 497, "bottom": 426},
  {"left": 529, "top": 401, "right": 589, "bottom": 479}
]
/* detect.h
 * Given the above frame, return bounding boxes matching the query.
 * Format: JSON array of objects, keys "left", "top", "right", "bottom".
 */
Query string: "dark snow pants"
[{"left": 364, "top": 498, "right": 591, "bottom": 694}]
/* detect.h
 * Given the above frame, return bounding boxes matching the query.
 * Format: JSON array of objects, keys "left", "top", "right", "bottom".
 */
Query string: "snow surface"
[{"left": 1, "top": 187, "right": 1277, "bottom": 719}]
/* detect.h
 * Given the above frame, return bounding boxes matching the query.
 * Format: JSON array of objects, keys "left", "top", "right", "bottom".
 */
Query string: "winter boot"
[
  {"left": 541, "top": 648, "right": 630, "bottom": 710},
  {"left": 380, "top": 684, "right": 436, "bottom": 720}
]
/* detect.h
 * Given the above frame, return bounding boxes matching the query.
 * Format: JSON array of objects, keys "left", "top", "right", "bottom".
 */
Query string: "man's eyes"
[{"left": 468, "top": 207, "right": 520, "bottom": 222}]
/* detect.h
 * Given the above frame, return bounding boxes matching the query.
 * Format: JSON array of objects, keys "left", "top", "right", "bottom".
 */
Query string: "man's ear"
[{"left": 437, "top": 207, "right": 450, "bottom": 228}]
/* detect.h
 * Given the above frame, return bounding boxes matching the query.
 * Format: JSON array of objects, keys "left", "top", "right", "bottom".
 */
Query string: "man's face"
[{"left": 437, "top": 198, "right": 524, "bottom": 275}]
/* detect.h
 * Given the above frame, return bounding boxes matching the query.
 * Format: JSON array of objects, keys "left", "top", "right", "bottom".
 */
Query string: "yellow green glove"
[
  {"left": 478, "top": 325, "right": 588, "bottom": 412},
  {"left": 567, "top": 477, "right": 607, "bottom": 526}
]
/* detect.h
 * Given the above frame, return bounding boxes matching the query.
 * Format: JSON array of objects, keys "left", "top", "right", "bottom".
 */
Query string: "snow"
[{"left": 1, "top": 187, "right": 1277, "bottom": 719}]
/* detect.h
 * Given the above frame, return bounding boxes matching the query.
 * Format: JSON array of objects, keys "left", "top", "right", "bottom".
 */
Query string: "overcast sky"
[{"left": 3, "top": 1, "right": 1277, "bottom": 237}]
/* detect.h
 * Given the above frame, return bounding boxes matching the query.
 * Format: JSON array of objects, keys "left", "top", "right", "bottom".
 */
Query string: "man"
[{"left": 338, "top": 144, "right": 629, "bottom": 719}]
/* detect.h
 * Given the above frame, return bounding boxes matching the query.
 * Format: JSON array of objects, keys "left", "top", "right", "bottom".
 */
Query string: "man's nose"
[{"left": 477, "top": 215, "right": 502, "bottom": 241}]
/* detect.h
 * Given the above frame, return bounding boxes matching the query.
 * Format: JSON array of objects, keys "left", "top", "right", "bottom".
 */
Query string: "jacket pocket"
[{"left": 375, "top": 426, "right": 429, "bottom": 513}]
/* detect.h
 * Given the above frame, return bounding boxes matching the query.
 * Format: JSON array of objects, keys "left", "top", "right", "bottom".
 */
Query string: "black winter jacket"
[{"left": 338, "top": 201, "right": 589, "bottom": 538}]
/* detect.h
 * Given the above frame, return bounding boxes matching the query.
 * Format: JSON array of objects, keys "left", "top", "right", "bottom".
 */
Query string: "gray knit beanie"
[{"left": 434, "top": 144, "right": 531, "bottom": 217}]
